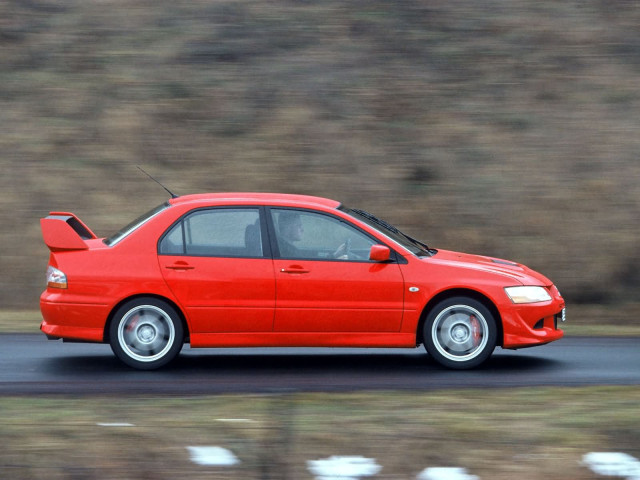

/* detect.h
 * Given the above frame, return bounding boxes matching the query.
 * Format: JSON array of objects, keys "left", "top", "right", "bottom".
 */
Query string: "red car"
[{"left": 40, "top": 193, "right": 565, "bottom": 370}]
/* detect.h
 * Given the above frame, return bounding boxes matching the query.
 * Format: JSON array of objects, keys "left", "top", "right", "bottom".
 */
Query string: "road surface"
[{"left": 0, "top": 334, "right": 638, "bottom": 395}]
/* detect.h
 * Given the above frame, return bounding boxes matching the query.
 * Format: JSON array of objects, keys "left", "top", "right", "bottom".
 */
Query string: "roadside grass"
[
  {"left": 4, "top": 306, "right": 639, "bottom": 336},
  {"left": 3, "top": 0, "right": 640, "bottom": 312},
  {"left": 0, "top": 311, "right": 42, "bottom": 334},
  {"left": 0, "top": 387, "right": 638, "bottom": 479}
]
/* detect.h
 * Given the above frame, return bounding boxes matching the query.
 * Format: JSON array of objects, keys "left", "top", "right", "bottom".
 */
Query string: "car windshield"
[
  {"left": 340, "top": 206, "right": 435, "bottom": 257},
  {"left": 104, "top": 202, "right": 170, "bottom": 246}
]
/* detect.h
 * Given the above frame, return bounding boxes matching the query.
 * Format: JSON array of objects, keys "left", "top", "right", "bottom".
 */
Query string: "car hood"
[{"left": 425, "top": 249, "right": 553, "bottom": 286}]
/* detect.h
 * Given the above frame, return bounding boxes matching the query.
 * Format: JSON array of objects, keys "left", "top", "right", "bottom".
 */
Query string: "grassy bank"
[
  {"left": 2, "top": 0, "right": 640, "bottom": 313},
  {"left": 1, "top": 387, "right": 638, "bottom": 479}
]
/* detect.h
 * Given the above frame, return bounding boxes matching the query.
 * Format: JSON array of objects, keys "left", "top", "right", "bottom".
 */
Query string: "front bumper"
[{"left": 500, "top": 296, "right": 565, "bottom": 349}]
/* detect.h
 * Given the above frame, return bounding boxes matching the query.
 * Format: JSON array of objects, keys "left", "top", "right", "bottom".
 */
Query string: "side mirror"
[{"left": 369, "top": 244, "right": 391, "bottom": 262}]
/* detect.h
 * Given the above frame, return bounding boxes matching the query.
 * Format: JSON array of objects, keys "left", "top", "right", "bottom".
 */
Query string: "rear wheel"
[
  {"left": 109, "top": 298, "right": 184, "bottom": 370},
  {"left": 424, "top": 297, "right": 497, "bottom": 369}
]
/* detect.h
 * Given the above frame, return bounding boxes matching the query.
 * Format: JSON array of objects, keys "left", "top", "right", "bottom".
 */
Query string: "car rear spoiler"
[{"left": 41, "top": 212, "right": 97, "bottom": 252}]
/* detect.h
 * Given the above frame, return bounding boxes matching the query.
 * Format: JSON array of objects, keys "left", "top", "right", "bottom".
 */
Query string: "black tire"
[
  {"left": 109, "top": 297, "right": 184, "bottom": 370},
  {"left": 424, "top": 296, "right": 497, "bottom": 369}
]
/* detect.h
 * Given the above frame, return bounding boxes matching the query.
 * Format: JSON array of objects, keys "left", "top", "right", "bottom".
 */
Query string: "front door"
[{"left": 269, "top": 208, "right": 404, "bottom": 333}]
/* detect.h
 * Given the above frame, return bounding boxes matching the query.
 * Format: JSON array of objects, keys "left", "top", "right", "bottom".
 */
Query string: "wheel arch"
[
  {"left": 103, "top": 294, "right": 189, "bottom": 344},
  {"left": 417, "top": 288, "right": 503, "bottom": 347}
]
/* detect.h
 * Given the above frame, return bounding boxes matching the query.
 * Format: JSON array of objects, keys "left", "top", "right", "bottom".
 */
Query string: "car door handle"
[
  {"left": 280, "top": 267, "right": 309, "bottom": 274},
  {"left": 165, "top": 262, "right": 195, "bottom": 271}
]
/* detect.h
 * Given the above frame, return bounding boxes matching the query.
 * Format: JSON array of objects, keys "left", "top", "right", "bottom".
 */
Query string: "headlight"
[
  {"left": 505, "top": 286, "right": 551, "bottom": 304},
  {"left": 46, "top": 266, "right": 67, "bottom": 289}
]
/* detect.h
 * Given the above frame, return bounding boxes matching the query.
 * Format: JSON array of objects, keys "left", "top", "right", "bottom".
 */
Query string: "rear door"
[{"left": 158, "top": 207, "right": 275, "bottom": 333}]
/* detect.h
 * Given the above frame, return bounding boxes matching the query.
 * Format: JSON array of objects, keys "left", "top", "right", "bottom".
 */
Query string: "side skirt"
[{"left": 190, "top": 332, "right": 417, "bottom": 348}]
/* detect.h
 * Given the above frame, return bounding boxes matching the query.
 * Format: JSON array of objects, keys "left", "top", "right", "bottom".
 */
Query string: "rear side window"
[{"left": 159, "top": 208, "right": 263, "bottom": 258}]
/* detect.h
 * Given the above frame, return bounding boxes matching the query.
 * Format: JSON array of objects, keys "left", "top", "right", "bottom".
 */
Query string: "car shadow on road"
[
  {"left": 30, "top": 349, "right": 565, "bottom": 394},
  {"left": 44, "top": 349, "right": 561, "bottom": 375},
  {"left": 482, "top": 353, "right": 561, "bottom": 371},
  {"left": 175, "top": 350, "right": 560, "bottom": 372}
]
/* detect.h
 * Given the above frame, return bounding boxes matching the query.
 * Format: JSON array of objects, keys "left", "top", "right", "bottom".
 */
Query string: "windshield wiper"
[
  {"left": 351, "top": 209, "right": 401, "bottom": 234},
  {"left": 350, "top": 208, "right": 434, "bottom": 256},
  {"left": 403, "top": 233, "right": 435, "bottom": 256}
]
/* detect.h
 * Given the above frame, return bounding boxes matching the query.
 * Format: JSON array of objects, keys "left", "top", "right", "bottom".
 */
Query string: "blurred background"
[{"left": 1, "top": 0, "right": 639, "bottom": 322}]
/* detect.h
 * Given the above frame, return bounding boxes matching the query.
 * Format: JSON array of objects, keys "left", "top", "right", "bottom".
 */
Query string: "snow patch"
[
  {"left": 307, "top": 455, "right": 382, "bottom": 479},
  {"left": 417, "top": 467, "right": 479, "bottom": 480},
  {"left": 215, "top": 418, "right": 255, "bottom": 423},
  {"left": 583, "top": 452, "right": 640, "bottom": 479},
  {"left": 96, "top": 423, "right": 135, "bottom": 427},
  {"left": 186, "top": 446, "right": 239, "bottom": 466}
]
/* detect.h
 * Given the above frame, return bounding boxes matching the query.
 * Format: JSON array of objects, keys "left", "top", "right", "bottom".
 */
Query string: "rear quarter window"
[{"left": 104, "top": 202, "right": 169, "bottom": 246}]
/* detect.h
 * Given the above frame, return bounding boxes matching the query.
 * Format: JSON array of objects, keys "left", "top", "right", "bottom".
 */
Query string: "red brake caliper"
[
  {"left": 470, "top": 315, "right": 481, "bottom": 347},
  {"left": 126, "top": 314, "right": 139, "bottom": 332}
]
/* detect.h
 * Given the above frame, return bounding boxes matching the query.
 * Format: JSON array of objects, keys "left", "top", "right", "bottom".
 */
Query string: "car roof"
[{"left": 169, "top": 193, "right": 341, "bottom": 209}]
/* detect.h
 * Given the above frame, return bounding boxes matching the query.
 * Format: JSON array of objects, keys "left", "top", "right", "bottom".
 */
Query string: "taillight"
[{"left": 46, "top": 266, "right": 67, "bottom": 289}]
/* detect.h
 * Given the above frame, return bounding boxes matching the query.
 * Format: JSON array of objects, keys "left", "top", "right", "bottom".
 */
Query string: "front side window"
[
  {"left": 270, "top": 208, "right": 376, "bottom": 261},
  {"left": 159, "top": 208, "right": 262, "bottom": 257}
]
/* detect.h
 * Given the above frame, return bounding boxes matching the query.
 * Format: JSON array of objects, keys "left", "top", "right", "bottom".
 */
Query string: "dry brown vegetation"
[
  {"left": 1, "top": 0, "right": 639, "bottom": 318},
  {"left": 1, "top": 388, "right": 639, "bottom": 479}
]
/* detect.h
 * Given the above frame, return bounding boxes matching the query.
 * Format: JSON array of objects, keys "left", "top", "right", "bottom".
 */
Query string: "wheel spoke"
[
  {"left": 457, "top": 338, "right": 474, "bottom": 353},
  {"left": 127, "top": 337, "right": 143, "bottom": 352},
  {"left": 439, "top": 333, "right": 457, "bottom": 351}
]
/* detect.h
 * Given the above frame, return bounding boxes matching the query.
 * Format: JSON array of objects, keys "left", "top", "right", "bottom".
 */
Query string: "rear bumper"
[
  {"left": 40, "top": 291, "right": 109, "bottom": 343},
  {"left": 40, "top": 320, "right": 105, "bottom": 343}
]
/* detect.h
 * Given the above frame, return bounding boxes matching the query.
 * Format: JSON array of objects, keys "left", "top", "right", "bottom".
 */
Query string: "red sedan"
[{"left": 40, "top": 193, "right": 565, "bottom": 370}]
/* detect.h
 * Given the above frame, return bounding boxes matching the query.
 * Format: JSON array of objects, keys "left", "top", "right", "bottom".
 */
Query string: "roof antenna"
[{"left": 137, "top": 166, "right": 179, "bottom": 199}]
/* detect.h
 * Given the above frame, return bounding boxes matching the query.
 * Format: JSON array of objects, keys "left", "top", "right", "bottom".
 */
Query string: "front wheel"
[
  {"left": 109, "top": 298, "right": 184, "bottom": 370},
  {"left": 424, "top": 297, "right": 497, "bottom": 369}
]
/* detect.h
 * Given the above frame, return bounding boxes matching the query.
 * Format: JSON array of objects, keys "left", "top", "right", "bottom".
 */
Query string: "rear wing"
[{"left": 40, "top": 212, "right": 97, "bottom": 252}]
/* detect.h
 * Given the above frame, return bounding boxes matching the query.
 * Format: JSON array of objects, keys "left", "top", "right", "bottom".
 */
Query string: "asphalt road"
[{"left": 0, "top": 334, "right": 638, "bottom": 395}]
